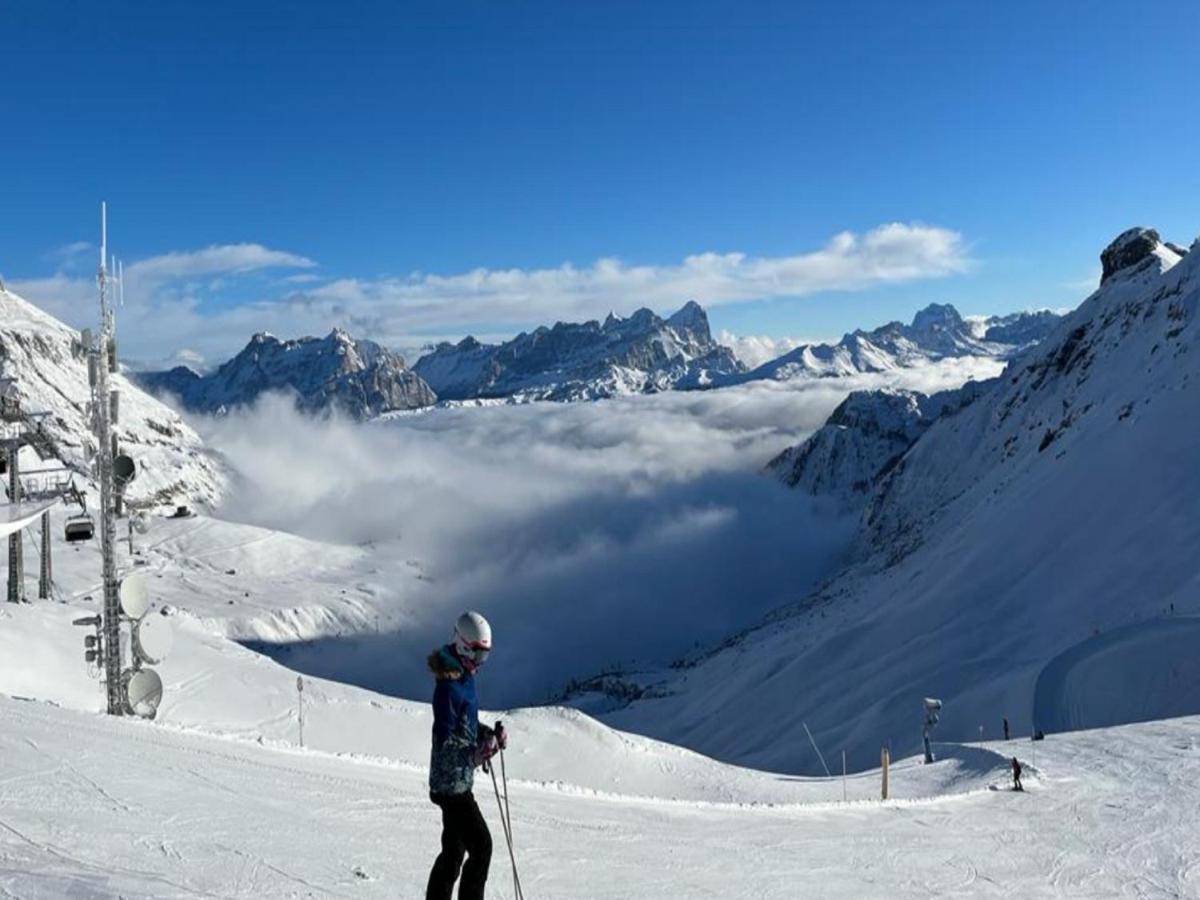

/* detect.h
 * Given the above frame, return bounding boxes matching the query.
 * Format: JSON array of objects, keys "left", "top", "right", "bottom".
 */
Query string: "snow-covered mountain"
[
  {"left": 136, "top": 329, "right": 437, "bottom": 419},
  {"left": 978, "top": 309, "right": 1061, "bottom": 345},
  {"left": 413, "top": 300, "right": 744, "bottom": 401},
  {"left": 0, "top": 285, "right": 223, "bottom": 508},
  {"left": 579, "top": 227, "right": 1200, "bottom": 773},
  {"left": 729, "top": 303, "right": 1059, "bottom": 383},
  {"left": 765, "top": 380, "right": 994, "bottom": 509}
]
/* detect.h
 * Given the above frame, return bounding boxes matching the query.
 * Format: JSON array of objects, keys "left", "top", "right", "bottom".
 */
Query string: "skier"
[
  {"left": 426, "top": 611, "right": 507, "bottom": 900},
  {"left": 1003, "top": 716, "right": 1010, "bottom": 741},
  {"left": 1011, "top": 756, "right": 1023, "bottom": 791}
]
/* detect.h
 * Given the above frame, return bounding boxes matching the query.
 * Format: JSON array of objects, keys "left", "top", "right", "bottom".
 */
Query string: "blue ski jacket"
[{"left": 428, "top": 644, "right": 481, "bottom": 796}]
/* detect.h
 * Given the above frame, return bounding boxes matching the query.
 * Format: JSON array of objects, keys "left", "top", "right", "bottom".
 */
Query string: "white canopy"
[{"left": 0, "top": 500, "right": 58, "bottom": 539}]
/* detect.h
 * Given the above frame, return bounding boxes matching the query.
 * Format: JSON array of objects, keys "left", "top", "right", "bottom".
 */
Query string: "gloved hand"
[
  {"left": 476, "top": 725, "right": 499, "bottom": 766},
  {"left": 494, "top": 721, "right": 508, "bottom": 751}
]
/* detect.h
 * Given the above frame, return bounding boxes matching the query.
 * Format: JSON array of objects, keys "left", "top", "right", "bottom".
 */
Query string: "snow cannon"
[{"left": 922, "top": 697, "right": 943, "bottom": 764}]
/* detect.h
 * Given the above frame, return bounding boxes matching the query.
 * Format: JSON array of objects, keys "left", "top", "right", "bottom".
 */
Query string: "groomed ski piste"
[{"left": 3, "top": 591, "right": 1199, "bottom": 898}]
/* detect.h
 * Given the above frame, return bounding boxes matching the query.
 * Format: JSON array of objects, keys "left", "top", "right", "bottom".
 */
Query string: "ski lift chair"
[{"left": 65, "top": 512, "right": 96, "bottom": 542}]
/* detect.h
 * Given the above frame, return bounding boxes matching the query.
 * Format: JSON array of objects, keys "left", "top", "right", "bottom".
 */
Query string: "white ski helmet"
[{"left": 453, "top": 611, "right": 492, "bottom": 667}]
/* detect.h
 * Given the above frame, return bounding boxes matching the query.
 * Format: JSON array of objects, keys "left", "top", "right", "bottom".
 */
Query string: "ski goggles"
[{"left": 457, "top": 638, "right": 491, "bottom": 666}]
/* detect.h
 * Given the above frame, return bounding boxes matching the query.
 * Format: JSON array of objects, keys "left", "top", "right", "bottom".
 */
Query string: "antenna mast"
[{"left": 94, "top": 201, "right": 123, "bottom": 715}]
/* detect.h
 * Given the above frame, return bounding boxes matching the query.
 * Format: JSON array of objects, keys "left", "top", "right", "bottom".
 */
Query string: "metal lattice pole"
[
  {"left": 7, "top": 444, "right": 23, "bottom": 604},
  {"left": 95, "top": 204, "right": 124, "bottom": 716},
  {"left": 38, "top": 509, "right": 51, "bottom": 600}
]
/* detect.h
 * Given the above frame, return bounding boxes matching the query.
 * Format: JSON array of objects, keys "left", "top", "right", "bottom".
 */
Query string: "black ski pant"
[{"left": 426, "top": 791, "right": 492, "bottom": 900}]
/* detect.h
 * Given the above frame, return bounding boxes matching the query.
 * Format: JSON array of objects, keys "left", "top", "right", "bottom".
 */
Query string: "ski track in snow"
[{"left": 0, "top": 698, "right": 1197, "bottom": 899}]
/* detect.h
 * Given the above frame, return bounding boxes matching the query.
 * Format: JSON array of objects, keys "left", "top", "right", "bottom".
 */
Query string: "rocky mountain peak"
[
  {"left": 667, "top": 300, "right": 711, "bottom": 339},
  {"left": 1100, "top": 227, "right": 1163, "bottom": 284},
  {"left": 910, "top": 302, "right": 966, "bottom": 332}
]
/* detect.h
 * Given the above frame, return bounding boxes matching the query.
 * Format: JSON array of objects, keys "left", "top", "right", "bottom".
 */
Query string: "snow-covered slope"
[
  {"left": 731, "top": 303, "right": 1058, "bottom": 383},
  {"left": 0, "top": 286, "right": 223, "bottom": 508},
  {"left": 0, "top": 515, "right": 1193, "bottom": 897},
  {"left": 413, "top": 300, "right": 744, "bottom": 401},
  {"left": 587, "top": 229, "right": 1200, "bottom": 773},
  {"left": 136, "top": 328, "right": 436, "bottom": 419},
  {"left": 0, "top": 686, "right": 1196, "bottom": 898},
  {"left": 980, "top": 309, "right": 1062, "bottom": 345}
]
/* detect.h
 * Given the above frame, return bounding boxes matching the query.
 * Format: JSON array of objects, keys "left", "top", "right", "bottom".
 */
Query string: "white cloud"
[
  {"left": 294, "top": 222, "right": 969, "bottom": 333},
  {"left": 42, "top": 240, "right": 95, "bottom": 271},
  {"left": 125, "top": 244, "right": 315, "bottom": 284},
  {"left": 8, "top": 222, "right": 970, "bottom": 368},
  {"left": 718, "top": 331, "right": 827, "bottom": 369},
  {"left": 8, "top": 242, "right": 319, "bottom": 367}
]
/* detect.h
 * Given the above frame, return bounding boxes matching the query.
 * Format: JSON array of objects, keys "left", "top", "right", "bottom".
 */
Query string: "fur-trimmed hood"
[{"left": 428, "top": 644, "right": 465, "bottom": 681}]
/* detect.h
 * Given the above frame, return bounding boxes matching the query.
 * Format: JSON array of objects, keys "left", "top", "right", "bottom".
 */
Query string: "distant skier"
[
  {"left": 1011, "top": 756, "right": 1023, "bottom": 792},
  {"left": 425, "top": 611, "right": 506, "bottom": 900},
  {"left": 1003, "top": 717, "right": 1010, "bottom": 741}
]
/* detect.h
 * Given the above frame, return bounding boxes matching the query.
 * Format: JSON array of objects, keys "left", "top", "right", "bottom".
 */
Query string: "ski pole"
[
  {"left": 489, "top": 762, "right": 524, "bottom": 899},
  {"left": 499, "top": 744, "right": 514, "bottom": 853},
  {"left": 500, "top": 746, "right": 523, "bottom": 899}
]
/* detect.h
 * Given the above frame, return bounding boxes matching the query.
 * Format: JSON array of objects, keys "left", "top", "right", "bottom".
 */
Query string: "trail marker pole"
[
  {"left": 842, "top": 750, "right": 847, "bottom": 803},
  {"left": 881, "top": 747, "right": 890, "bottom": 800},
  {"left": 297, "top": 675, "right": 305, "bottom": 748}
]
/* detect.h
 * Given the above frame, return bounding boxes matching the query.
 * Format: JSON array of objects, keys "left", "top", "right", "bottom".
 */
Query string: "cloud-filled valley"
[{"left": 196, "top": 357, "right": 1002, "bottom": 708}]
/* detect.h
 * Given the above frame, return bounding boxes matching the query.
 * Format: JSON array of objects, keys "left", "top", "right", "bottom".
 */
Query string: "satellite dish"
[
  {"left": 125, "top": 668, "right": 163, "bottom": 718},
  {"left": 118, "top": 572, "right": 150, "bottom": 619},
  {"left": 113, "top": 454, "right": 137, "bottom": 485},
  {"left": 133, "top": 615, "right": 173, "bottom": 664}
]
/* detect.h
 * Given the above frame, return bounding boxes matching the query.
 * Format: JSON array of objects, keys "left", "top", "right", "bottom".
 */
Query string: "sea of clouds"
[{"left": 197, "top": 357, "right": 1001, "bottom": 707}]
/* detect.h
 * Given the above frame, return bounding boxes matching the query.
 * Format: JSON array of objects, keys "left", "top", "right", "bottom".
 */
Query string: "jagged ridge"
[
  {"left": 413, "top": 300, "right": 744, "bottom": 401},
  {"left": 137, "top": 329, "right": 436, "bottom": 419},
  {"left": 729, "top": 303, "right": 1060, "bottom": 383}
]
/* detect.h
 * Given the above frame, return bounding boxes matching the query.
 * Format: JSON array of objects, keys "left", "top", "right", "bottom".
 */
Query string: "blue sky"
[{"left": 1, "top": 0, "right": 1197, "bottom": 365}]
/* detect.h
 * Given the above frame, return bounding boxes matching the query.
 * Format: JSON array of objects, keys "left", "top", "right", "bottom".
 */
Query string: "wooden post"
[
  {"left": 297, "top": 675, "right": 305, "bottom": 748},
  {"left": 881, "top": 747, "right": 890, "bottom": 800}
]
